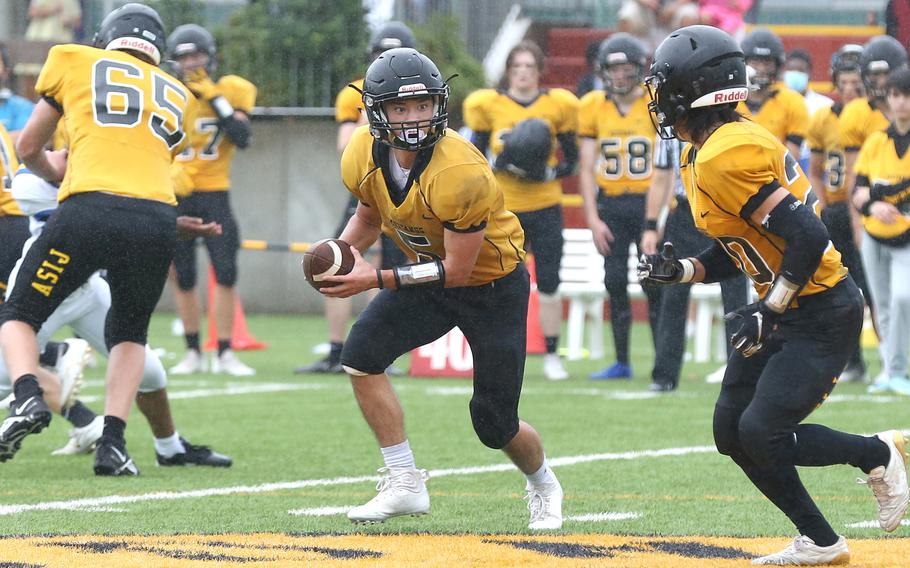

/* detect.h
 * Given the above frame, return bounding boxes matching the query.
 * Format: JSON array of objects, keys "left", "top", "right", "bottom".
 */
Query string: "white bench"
[{"left": 557, "top": 228, "right": 725, "bottom": 362}]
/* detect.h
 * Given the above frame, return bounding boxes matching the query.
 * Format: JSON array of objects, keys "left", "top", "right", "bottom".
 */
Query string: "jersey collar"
[{"left": 372, "top": 139, "right": 436, "bottom": 207}]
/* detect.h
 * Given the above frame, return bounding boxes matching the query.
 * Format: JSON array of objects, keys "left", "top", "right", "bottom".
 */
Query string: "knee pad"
[
  {"left": 469, "top": 396, "right": 518, "bottom": 449},
  {"left": 712, "top": 404, "right": 743, "bottom": 457},
  {"left": 737, "top": 406, "right": 781, "bottom": 469},
  {"left": 138, "top": 345, "right": 168, "bottom": 393}
]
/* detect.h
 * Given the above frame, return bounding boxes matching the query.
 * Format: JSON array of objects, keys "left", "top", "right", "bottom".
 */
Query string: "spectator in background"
[
  {"left": 576, "top": 40, "right": 604, "bottom": 98},
  {"left": 0, "top": 44, "right": 34, "bottom": 140},
  {"left": 885, "top": 0, "right": 910, "bottom": 50},
  {"left": 784, "top": 49, "right": 833, "bottom": 171},
  {"left": 617, "top": 0, "right": 667, "bottom": 51},
  {"left": 25, "top": 0, "right": 82, "bottom": 43},
  {"left": 699, "top": 0, "right": 752, "bottom": 40},
  {"left": 662, "top": 0, "right": 701, "bottom": 31}
]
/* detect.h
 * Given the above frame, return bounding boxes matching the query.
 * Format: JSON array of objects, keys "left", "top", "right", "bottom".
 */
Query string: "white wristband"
[
  {"left": 210, "top": 96, "right": 235, "bottom": 120},
  {"left": 765, "top": 275, "right": 800, "bottom": 313},
  {"left": 679, "top": 259, "right": 696, "bottom": 283}
]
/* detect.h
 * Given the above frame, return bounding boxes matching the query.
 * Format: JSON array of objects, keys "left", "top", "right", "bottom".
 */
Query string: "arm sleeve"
[
  {"left": 470, "top": 130, "right": 491, "bottom": 155},
  {"left": 695, "top": 242, "right": 742, "bottom": 283},
  {"left": 555, "top": 132, "right": 579, "bottom": 178},
  {"left": 219, "top": 115, "right": 251, "bottom": 148},
  {"left": 763, "top": 192, "right": 828, "bottom": 286},
  {"left": 431, "top": 164, "right": 495, "bottom": 233}
]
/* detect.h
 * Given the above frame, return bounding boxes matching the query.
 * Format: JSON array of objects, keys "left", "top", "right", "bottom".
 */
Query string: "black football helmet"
[
  {"left": 369, "top": 21, "right": 417, "bottom": 58},
  {"left": 167, "top": 24, "right": 217, "bottom": 74},
  {"left": 860, "top": 35, "right": 909, "bottom": 98},
  {"left": 362, "top": 48, "right": 449, "bottom": 151},
  {"left": 496, "top": 118, "right": 553, "bottom": 182},
  {"left": 645, "top": 25, "right": 748, "bottom": 139},
  {"left": 597, "top": 33, "right": 648, "bottom": 95},
  {"left": 830, "top": 43, "right": 863, "bottom": 82},
  {"left": 93, "top": 3, "right": 166, "bottom": 65},
  {"left": 741, "top": 27, "right": 784, "bottom": 89}
]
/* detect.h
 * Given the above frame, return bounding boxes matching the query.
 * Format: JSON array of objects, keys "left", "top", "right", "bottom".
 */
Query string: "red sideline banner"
[{"left": 409, "top": 327, "right": 473, "bottom": 378}]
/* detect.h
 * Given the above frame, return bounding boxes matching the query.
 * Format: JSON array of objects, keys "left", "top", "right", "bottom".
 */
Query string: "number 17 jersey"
[{"left": 35, "top": 44, "right": 194, "bottom": 205}]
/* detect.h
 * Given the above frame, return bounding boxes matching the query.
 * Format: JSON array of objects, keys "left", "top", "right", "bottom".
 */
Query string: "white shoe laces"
[
  {"left": 374, "top": 467, "right": 428, "bottom": 495},
  {"left": 525, "top": 488, "right": 550, "bottom": 523}
]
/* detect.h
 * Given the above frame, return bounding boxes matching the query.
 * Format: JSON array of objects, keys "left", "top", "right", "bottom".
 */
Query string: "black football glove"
[
  {"left": 724, "top": 301, "right": 780, "bottom": 358},
  {"left": 637, "top": 242, "right": 689, "bottom": 285}
]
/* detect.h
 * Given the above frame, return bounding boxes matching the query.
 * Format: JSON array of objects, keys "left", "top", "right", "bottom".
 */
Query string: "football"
[{"left": 301, "top": 238, "right": 356, "bottom": 290}]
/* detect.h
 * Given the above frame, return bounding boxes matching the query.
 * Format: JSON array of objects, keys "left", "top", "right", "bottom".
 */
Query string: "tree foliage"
[
  {"left": 153, "top": 0, "right": 205, "bottom": 35},
  {"left": 215, "top": 0, "right": 368, "bottom": 107},
  {"left": 410, "top": 14, "right": 485, "bottom": 127}
]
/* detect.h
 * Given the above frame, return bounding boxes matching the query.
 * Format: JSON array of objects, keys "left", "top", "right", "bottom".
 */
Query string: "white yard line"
[
  {"left": 288, "top": 506, "right": 355, "bottom": 517},
  {"left": 78, "top": 383, "right": 329, "bottom": 404},
  {"left": 566, "top": 512, "right": 642, "bottom": 522},
  {"left": 0, "top": 445, "right": 715, "bottom": 516},
  {"left": 845, "top": 519, "right": 910, "bottom": 529}
]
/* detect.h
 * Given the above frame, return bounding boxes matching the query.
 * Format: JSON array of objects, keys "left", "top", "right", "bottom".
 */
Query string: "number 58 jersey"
[
  {"left": 35, "top": 44, "right": 194, "bottom": 205},
  {"left": 682, "top": 120, "right": 846, "bottom": 299}
]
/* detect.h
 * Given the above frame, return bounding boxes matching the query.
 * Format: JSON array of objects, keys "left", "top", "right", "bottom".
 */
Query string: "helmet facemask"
[
  {"left": 644, "top": 73, "right": 679, "bottom": 139},
  {"left": 601, "top": 61, "right": 642, "bottom": 96},
  {"left": 365, "top": 90, "right": 449, "bottom": 151}
]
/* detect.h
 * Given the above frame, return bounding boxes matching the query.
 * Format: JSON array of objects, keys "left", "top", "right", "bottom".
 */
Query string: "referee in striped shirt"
[{"left": 640, "top": 136, "right": 749, "bottom": 391}]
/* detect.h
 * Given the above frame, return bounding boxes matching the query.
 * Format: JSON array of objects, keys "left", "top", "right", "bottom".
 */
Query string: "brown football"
[{"left": 302, "top": 238, "right": 356, "bottom": 290}]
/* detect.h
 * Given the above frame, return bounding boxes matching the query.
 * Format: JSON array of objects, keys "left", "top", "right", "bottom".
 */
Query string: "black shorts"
[
  {"left": 335, "top": 194, "right": 407, "bottom": 270},
  {"left": 0, "top": 192, "right": 176, "bottom": 348},
  {"left": 515, "top": 205, "right": 564, "bottom": 295},
  {"left": 0, "top": 215, "right": 30, "bottom": 297},
  {"left": 342, "top": 265, "right": 530, "bottom": 442},
  {"left": 173, "top": 190, "right": 240, "bottom": 289}
]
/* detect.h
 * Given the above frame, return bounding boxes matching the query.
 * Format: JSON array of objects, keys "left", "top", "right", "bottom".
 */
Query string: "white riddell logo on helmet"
[
  {"left": 690, "top": 87, "right": 748, "bottom": 108},
  {"left": 106, "top": 37, "right": 160, "bottom": 63},
  {"left": 398, "top": 83, "right": 428, "bottom": 94}
]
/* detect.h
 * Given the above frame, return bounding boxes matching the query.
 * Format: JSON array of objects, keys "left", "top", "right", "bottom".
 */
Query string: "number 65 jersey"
[
  {"left": 681, "top": 120, "right": 846, "bottom": 298},
  {"left": 35, "top": 44, "right": 195, "bottom": 205}
]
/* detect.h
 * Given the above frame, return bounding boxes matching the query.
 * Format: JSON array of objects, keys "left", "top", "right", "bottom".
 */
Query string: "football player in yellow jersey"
[
  {"left": 0, "top": 4, "right": 213, "bottom": 476},
  {"left": 316, "top": 48, "right": 563, "bottom": 529},
  {"left": 840, "top": 35, "right": 908, "bottom": 224},
  {"left": 296, "top": 21, "right": 414, "bottom": 375},
  {"left": 852, "top": 68, "right": 910, "bottom": 397},
  {"left": 807, "top": 44, "right": 872, "bottom": 383},
  {"left": 640, "top": 26, "right": 907, "bottom": 565},
  {"left": 464, "top": 40, "right": 579, "bottom": 381},
  {"left": 0, "top": 122, "right": 29, "bottom": 299},
  {"left": 578, "top": 33, "right": 661, "bottom": 380},
  {"left": 167, "top": 23, "right": 257, "bottom": 377},
  {"left": 737, "top": 28, "right": 809, "bottom": 159}
]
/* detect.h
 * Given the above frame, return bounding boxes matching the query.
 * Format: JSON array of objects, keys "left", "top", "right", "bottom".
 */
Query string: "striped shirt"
[{"left": 654, "top": 136, "right": 686, "bottom": 198}]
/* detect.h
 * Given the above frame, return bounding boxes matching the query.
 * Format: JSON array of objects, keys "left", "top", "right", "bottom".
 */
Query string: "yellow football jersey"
[
  {"left": 463, "top": 88, "right": 579, "bottom": 213},
  {"left": 177, "top": 75, "right": 256, "bottom": 191},
  {"left": 51, "top": 121, "right": 68, "bottom": 151},
  {"left": 36, "top": 44, "right": 193, "bottom": 205},
  {"left": 682, "top": 120, "right": 846, "bottom": 299},
  {"left": 578, "top": 90, "right": 654, "bottom": 196},
  {"left": 806, "top": 103, "right": 849, "bottom": 204},
  {"left": 737, "top": 83, "right": 808, "bottom": 145},
  {"left": 854, "top": 127, "right": 910, "bottom": 245},
  {"left": 839, "top": 97, "right": 889, "bottom": 151},
  {"left": 336, "top": 78, "right": 364, "bottom": 124},
  {"left": 0, "top": 123, "right": 23, "bottom": 216},
  {"left": 341, "top": 126, "right": 525, "bottom": 286}
]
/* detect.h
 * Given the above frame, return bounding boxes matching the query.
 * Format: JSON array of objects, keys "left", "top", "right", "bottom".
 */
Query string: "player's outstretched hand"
[
  {"left": 177, "top": 216, "right": 222, "bottom": 239},
  {"left": 638, "top": 242, "right": 686, "bottom": 285},
  {"left": 320, "top": 247, "right": 376, "bottom": 299},
  {"left": 725, "top": 302, "right": 780, "bottom": 358}
]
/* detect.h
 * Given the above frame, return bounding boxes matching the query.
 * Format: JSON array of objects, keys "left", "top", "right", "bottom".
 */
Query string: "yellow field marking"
[{"left": 0, "top": 534, "right": 908, "bottom": 567}]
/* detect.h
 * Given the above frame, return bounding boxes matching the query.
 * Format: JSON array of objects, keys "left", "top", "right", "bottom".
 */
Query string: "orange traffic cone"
[
  {"left": 525, "top": 254, "right": 546, "bottom": 354},
  {"left": 203, "top": 265, "right": 266, "bottom": 351}
]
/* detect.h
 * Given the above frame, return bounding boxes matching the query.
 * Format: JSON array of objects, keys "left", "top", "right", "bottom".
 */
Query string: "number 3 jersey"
[
  {"left": 681, "top": 120, "right": 846, "bottom": 298},
  {"left": 341, "top": 126, "right": 525, "bottom": 286},
  {"left": 35, "top": 44, "right": 194, "bottom": 205},
  {"left": 577, "top": 90, "right": 654, "bottom": 196},
  {"left": 176, "top": 75, "right": 256, "bottom": 192}
]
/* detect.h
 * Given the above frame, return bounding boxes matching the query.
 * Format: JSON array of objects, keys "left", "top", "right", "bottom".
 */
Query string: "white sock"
[
  {"left": 525, "top": 457, "right": 557, "bottom": 488},
  {"left": 154, "top": 432, "right": 185, "bottom": 458},
  {"left": 380, "top": 440, "right": 415, "bottom": 469}
]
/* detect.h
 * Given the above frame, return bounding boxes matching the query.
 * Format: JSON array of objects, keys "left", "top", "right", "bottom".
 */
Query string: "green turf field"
[{"left": 0, "top": 314, "right": 907, "bottom": 566}]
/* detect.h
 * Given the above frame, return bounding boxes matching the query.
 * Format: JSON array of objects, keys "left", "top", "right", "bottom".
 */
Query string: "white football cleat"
[
  {"left": 52, "top": 415, "right": 103, "bottom": 456},
  {"left": 751, "top": 535, "right": 849, "bottom": 565},
  {"left": 55, "top": 338, "right": 91, "bottom": 409},
  {"left": 347, "top": 467, "right": 430, "bottom": 523},
  {"left": 169, "top": 350, "right": 206, "bottom": 375},
  {"left": 859, "top": 430, "right": 909, "bottom": 532},
  {"left": 526, "top": 478, "right": 564, "bottom": 530},
  {"left": 543, "top": 354, "right": 569, "bottom": 381},
  {"left": 212, "top": 349, "right": 256, "bottom": 377}
]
